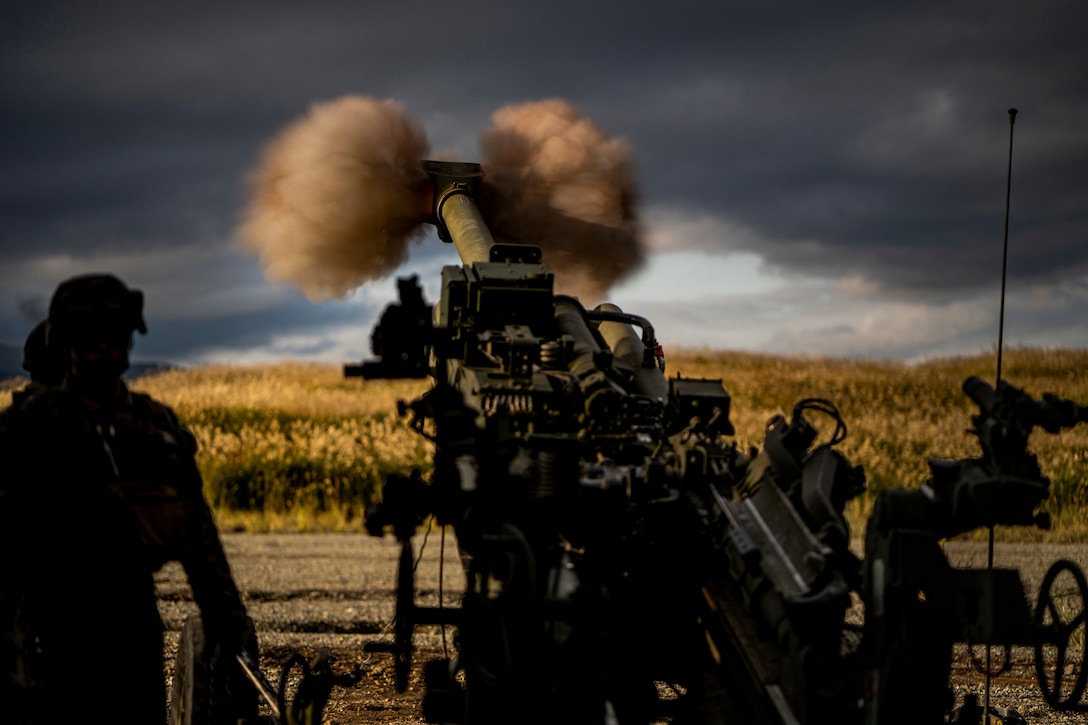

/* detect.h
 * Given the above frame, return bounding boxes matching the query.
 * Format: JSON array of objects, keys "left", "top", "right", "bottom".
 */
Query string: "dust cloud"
[
  {"left": 237, "top": 96, "right": 431, "bottom": 301},
  {"left": 479, "top": 99, "right": 645, "bottom": 305}
]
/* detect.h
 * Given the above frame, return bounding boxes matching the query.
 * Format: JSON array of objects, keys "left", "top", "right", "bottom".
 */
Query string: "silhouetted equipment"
[
  {"left": 353, "top": 161, "right": 1088, "bottom": 724},
  {"left": 170, "top": 614, "right": 363, "bottom": 725},
  {"left": 864, "top": 376, "right": 1088, "bottom": 723}
]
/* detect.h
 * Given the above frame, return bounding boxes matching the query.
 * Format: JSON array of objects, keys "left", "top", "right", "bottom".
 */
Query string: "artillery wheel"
[
  {"left": 169, "top": 614, "right": 260, "bottom": 724},
  {"left": 1033, "top": 559, "right": 1088, "bottom": 710}
]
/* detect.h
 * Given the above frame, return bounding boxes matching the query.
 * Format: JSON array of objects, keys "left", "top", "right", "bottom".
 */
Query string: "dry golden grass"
[
  {"left": 132, "top": 362, "right": 429, "bottom": 418},
  {"left": 2, "top": 346, "right": 1084, "bottom": 539},
  {"left": 128, "top": 364, "right": 432, "bottom": 531}
]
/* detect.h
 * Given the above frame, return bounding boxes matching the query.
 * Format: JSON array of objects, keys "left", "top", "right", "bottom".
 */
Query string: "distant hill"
[
  {"left": 0, "top": 343, "right": 178, "bottom": 382},
  {"left": 125, "top": 361, "right": 183, "bottom": 379}
]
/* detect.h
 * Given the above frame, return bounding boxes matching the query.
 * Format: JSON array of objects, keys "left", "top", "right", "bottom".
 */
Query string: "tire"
[{"left": 169, "top": 614, "right": 260, "bottom": 725}]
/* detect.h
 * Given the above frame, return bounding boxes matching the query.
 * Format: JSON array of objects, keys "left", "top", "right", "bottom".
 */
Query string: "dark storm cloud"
[
  {"left": 131, "top": 296, "right": 374, "bottom": 363},
  {"left": 2, "top": 0, "right": 1085, "bottom": 362},
  {"left": 0, "top": 0, "right": 517, "bottom": 266},
  {"left": 613, "top": 4, "right": 1088, "bottom": 295},
  {"left": 0, "top": 244, "right": 386, "bottom": 367}
]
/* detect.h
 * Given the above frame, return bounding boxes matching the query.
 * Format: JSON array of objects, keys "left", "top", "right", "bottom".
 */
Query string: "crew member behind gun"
[
  {"left": 0, "top": 273, "right": 252, "bottom": 724},
  {"left": 10, "top": 320, "right": 68, "bottom": 405}
]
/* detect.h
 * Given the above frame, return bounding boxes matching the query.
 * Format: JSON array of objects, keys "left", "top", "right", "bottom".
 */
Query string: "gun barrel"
[
  {"left": 424, "top": 160, "right": 495, "bottom": 266},
  {"left": 438, "top": 190, "right": 495, "bottom": 265}
]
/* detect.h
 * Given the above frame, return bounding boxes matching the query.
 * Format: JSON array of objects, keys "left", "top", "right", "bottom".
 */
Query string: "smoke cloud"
[
  {"left": 238, "top": 96, "right": 431, "bottom": 301},
  {"left": 239, "top": 96, "right": 644, "bottom": 306},
  {"left": 478, "top": 99, "right": 645, "bottom": 305}
]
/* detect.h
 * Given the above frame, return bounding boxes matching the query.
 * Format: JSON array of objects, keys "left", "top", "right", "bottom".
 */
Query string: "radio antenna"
[
  {"left": 996, "top": 108, "right": 1018, "bottom": 384},
  {"left": 986, "top": 105, "right": 1018, "bottom": 721}
]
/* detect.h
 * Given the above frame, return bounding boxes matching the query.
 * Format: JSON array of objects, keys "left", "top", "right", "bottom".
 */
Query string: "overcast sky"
[{"left": 3, "top": 1, "right": 1086, "bottom": 368}]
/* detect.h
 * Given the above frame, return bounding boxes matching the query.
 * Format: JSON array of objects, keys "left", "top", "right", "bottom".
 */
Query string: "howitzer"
[
  {"left": 354, "top": 160, "right": 754, "bottom": 724},
  {"left": 352, "top": 160, "right": 1088, "bottom": 724}
]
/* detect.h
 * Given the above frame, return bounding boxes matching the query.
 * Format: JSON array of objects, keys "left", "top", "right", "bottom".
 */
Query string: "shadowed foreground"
[{"left": 157, "top": 533, "right": 1088, "bottom": 724}]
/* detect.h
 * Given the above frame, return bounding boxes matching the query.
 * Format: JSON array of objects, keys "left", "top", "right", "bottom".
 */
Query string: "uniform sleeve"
[
  {"left": 180, "top": 490, "right": 249, "bottom": 644},
  {"left": 158, "top": 406, "right": 250, "bottom": 645}
]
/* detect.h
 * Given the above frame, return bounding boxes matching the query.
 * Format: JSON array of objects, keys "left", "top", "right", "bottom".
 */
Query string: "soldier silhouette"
[
  {"left": 11, "top": 320, "right": 68, "bottom": 405},
  {"left": 0, "top": 273, "right": 253, "bottom": 724}
]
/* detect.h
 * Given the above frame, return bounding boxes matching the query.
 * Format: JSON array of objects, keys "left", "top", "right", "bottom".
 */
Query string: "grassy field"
[{"left": 2, "top": 346, "right": 1085, "bottom": 540}]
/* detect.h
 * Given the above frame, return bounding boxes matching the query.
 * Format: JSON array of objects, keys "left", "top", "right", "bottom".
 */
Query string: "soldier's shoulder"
[
  {"left": 128, "top": 389, "right": 178, "bottom": 417},
  {"left": 128, "top": 390, "right": 186, "bottom": 429},
  {"left": 0, "top": 387, "right": 81, "bottom": 457},
  {"left": 0, "top": 395, "right": 24, "bottom": 430},
  {"left": 1, "top": 385, "right": 79, "bottom": 424},
  {"left": 128, "top": 390, "right": 198, "bottom": 450}
]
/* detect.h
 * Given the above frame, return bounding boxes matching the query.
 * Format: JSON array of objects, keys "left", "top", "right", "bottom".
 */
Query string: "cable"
[
  {"left": 793, "top": 397, "right": 848, "bottom": 446},
  {"left": 440, "top": 525, "right": 449, "bottom": 661},
  {"left": 413, "top": 516, "right": 433, "bottom": 574}
]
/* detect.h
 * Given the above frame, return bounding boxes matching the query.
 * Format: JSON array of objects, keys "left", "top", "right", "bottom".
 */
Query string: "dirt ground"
[{"left": 157, "top": 533, "right": 1088, "bottom": 724}]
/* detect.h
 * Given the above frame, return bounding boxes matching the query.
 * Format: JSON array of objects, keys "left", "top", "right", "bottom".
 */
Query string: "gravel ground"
[{"left": 158, "top": 534, "right": 1088, "bottom": 724}]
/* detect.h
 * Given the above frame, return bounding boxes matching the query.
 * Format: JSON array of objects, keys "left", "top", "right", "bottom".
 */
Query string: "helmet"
[
  {"left": 46, "top": 273, "right": 147, "bottom": 350},
  {"left": 22, "top": 319, "right": 68, "bottom": 385}
]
